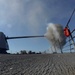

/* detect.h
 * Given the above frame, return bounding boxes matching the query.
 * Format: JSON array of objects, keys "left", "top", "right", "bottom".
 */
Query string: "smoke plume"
[{"left": 45, "top": 23, "right": 66, "bottom": 50}]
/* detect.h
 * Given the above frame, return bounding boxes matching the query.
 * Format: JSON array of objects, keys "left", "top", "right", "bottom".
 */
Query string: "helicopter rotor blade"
[{"left": 66, "top": 8, "right": 75, "bottom": 27}]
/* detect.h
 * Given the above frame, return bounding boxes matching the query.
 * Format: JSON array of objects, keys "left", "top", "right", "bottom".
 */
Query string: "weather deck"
[{"left": 0, "top": 53, "right": 75, "bottom": 75}]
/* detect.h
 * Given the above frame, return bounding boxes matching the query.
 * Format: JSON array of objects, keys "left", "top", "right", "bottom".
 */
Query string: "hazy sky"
[{"left": 0, "top": 0, "right": 75, "bottom": 53}]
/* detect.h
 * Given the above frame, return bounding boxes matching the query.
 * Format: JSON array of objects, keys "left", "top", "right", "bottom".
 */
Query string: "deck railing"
[{"left": 62, "top": 29, "right": 75, "bottom": 53}]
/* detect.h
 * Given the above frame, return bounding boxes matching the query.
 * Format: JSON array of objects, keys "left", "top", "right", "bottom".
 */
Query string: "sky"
[{"left": 0, "top": 0, "right": 75, "bottom": 53}]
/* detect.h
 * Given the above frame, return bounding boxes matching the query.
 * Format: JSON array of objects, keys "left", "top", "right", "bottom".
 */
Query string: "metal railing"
[{"left": 62, "top": 29, "right": 75, "bottom": 53}]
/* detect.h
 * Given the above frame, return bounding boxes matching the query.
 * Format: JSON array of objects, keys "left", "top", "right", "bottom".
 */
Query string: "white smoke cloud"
[
  {"left": 0, "top": 0, "right": 48, "bottom": 33},
  {"left": 45, "top": 23, "right": 66, "bottom": 51},
  {"left": 0, "top": 0, "right": 23, "bottom": 27},
  {"left": 25, "top": 0, "right": 49, "bottom": 33},
  {"left": 0, "top": 0, "right": 72, "bottom": 34}
]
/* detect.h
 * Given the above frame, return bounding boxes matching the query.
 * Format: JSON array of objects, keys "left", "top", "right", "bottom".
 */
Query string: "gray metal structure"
[
  {"left": 0, "top": 32, "right": 44, "bottom": 54},
  {"left": 0, "top": 32, "right": 9, "bottom": 53}
]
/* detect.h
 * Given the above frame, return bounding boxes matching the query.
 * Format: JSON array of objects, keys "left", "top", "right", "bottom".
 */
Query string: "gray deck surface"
[{"left": 0, "top": 53, "right": 75, "bottom": 75}]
